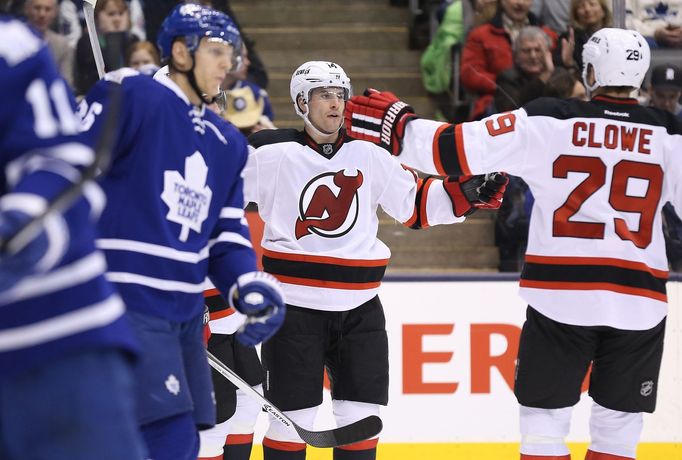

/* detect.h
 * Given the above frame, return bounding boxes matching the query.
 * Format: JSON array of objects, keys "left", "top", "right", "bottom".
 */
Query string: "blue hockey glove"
[
  {"left": 229, "top": 271, "right": 286, "bottom": 346},
  {"left": 0, "top": 209, "right": 53, "bottom": 291}
]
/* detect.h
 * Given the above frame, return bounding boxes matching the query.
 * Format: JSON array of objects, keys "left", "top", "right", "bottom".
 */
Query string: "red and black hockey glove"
[
  {"left": 443, "top": 173, "right": 509, "bottom": 217},
  {"left": 344, "top": 88, "right": 417, "bottom": 156}
]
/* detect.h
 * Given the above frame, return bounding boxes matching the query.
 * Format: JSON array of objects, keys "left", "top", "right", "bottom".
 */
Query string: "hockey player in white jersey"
[
  {"left": 77, "top": 5, "right": 285, "bottom": 460},
  {"left": 0, "top": 16, "right": 144, "bottom": 460},
  {"left": 245, "top": 61, "right": 508, "bottom": 460},
  {"left": 198, "top": 286, "right": 265, "bottom": 460},
  {"left": 345, "top": 28, "right": 682, "bottom": 460}
]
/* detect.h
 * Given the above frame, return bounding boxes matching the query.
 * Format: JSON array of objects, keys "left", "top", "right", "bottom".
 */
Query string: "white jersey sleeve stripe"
[
  {"left": 106, "top": 272, "right": 206, "bottom": 293},
  {"left": 97, "top": 238, "right": 210, "bottom": 263},
  {"left": 0, "top": 252, "right": 107, "bottom": 305},
  {"left": 82, "top": 182, "right": 106, "bottom": 218},
  {"left": 5, "top": 143, "right": 94, "bottom": 187},
  {"left": 220, "top": 207, "right": 245, "bottom": 219},
  {"left": 0, "top": 192, "right": 47, "bottom": 215},
  {"left": 0, "top": 295, "right": 124, "bottom": 351}
]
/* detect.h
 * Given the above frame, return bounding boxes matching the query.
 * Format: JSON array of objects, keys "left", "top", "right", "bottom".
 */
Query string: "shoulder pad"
[
  {"left": 104, "top": 67, "right": 140, "bottom": 84},
  {"left": 0, "top": 20, "right": 43, "bottom": 67},
  {"left": 249, "top": 128, "right": 302, "bottom": 148}
]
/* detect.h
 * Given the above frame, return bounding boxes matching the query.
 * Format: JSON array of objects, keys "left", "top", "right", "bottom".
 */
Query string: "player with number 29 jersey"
[
  {"left": 401, "top": 96, "right": 682, "bottom": 331},
  {"left": 345, "top": 27, "right": 682, "bottom": 460}
]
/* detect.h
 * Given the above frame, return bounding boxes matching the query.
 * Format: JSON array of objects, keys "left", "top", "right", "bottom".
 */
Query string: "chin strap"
[
  {"left": 171, "top": 57, "right": 216, "bottom": 105},
  {"left": 300, "top": 109, "right": 343, "bottom": 139}
]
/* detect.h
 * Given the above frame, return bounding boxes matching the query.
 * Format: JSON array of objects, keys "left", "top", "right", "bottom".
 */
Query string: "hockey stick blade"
[
  {"left": 207, "top": 351, "right": 382, "bottom": 448},
  {"left": 0, "top": 83, "right": 121, "bottom": 255}
]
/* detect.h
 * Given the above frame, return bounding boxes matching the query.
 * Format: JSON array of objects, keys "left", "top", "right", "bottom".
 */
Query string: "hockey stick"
[
  {"left": 83, "top": 0, "right": 105, "bottom": 78},
  {"left": 207, "top": 351, "right": 383, "bottom": 448}
]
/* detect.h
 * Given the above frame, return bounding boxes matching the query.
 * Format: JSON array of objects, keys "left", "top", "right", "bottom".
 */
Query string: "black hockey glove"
[
  {"left": 443, "top": 173, "right": 509, "bottom": 217},
  {"left": 344, "top": 88, "right": 418, "bottom": 155}
]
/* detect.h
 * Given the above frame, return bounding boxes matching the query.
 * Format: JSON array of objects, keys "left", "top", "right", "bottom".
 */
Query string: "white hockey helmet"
[
  {"left": 582, "top": 28, "right": 650, "bottom": 94},
  {"left": 290, "top": 61, "right": 352, "bottom": 117}
]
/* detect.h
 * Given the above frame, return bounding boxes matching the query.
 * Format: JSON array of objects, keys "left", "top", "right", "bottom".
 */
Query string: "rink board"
[{"left": 247, "top": 279, "right": 682, "bottom": 457}]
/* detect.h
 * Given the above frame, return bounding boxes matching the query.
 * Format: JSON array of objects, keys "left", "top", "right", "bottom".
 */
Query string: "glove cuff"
[
  {"left": 443, "top": 178, "right": 474, "bottom": 217},
  {"left": 228, "top": 271, "right": 283, "bottom": 313}
]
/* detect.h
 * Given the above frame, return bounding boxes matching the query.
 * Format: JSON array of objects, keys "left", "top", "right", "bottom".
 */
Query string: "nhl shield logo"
[
  {"left": 295, "top": 169, "right": 363, "bottom": 239},
  {"left": 640, "top": 380, "right": 654, "bottom": 397},
  {"left": 322, "top": 144, "right": 334, "bottom": 155}
]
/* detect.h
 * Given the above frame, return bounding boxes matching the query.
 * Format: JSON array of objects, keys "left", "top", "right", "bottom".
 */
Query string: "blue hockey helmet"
[{"left": 157, "top": 3, "right": 242, "bottom": 66}]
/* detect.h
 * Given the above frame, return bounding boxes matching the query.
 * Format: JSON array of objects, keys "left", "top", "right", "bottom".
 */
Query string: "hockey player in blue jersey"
[
  {"left": 77, "top": 4, "right": 286, "bottom": 460},
  {"left": 0, "top": 17, "right": 145, "bottom": 460}
]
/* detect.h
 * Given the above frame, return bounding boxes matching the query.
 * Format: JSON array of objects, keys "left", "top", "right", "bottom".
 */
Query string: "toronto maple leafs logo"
[
  {"left": 161, "top": 151, "right": 213, "bottom": 242},
  {"left": 165, "top": 374, "right": 180, "bottom": 395}
]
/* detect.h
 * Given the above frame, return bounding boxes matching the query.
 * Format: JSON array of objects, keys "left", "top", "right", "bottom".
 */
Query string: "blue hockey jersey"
[
  {"left": 80, "top": 69, "right": 256, "bottom": 321},
  {"left": 0, "top": 17, "right": 137, "bottom": 378}
]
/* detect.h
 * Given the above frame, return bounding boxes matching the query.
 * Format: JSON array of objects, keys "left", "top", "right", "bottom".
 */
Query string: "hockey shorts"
[
  {"left": 127, "top": 310, "right": 216, "bottom": 428},
  {"left": 208, "top": 332, "right": 263, "bottom": 423},
  {"left": 261, "top": 295, "right": 389, "bottom": 411},
  {"left": 0, "top": 348, "right": 145, "bottom": 460},
  {"left": 515, "top": 306, "right": 665, "bottom": 413}
]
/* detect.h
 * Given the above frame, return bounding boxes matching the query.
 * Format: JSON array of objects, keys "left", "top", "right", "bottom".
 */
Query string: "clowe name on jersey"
[{"left": 572, "top": 121, "right": 652, "bottom": 154}]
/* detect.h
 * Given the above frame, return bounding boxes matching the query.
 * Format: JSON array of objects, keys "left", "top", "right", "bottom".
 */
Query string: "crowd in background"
[
  {"left": 7, "top": 0, "right": 682, "bottom": 273},
  {"left": 9, "top": 0, "right": 275, "bottom": 133},
  {"left": 421, "top": 0, "right": 682, "bottom": 271}
]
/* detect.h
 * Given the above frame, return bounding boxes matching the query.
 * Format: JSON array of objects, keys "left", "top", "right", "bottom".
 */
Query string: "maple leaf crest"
[{"left": 161, "top": 151, "right": 213, "bottom": 242}]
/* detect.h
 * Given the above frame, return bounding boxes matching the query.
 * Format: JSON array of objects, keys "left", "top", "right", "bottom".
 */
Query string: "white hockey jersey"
[
  {"left": 401, "top": 95, "right": 682, "bottom": 330},
  {"left": 244, "top": 129, "right": 466, "bottom": 311}
]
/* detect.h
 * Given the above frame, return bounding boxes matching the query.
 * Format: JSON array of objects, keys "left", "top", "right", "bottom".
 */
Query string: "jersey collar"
[
  {"left": 302, "top": 129, "right": 347, "bottom": 160},
  {"left": 592, "top": 95, "right": 639, "bottom": 105}
]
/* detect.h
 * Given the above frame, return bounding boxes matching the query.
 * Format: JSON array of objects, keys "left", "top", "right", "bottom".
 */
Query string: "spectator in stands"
[
  {"left": 127, "top": 0, "right": 146, "bottom": 41},
  {"left": 495, "top": 175, "right": 530, "bottom": 272},
  {"left": 221, "top": 86, "right": 276, "bottom": 136},
  {"left": 420, "top": 0, "right": 465, "bottom": 120},
  {"left": 626, "top": 0, "right": 682, "bottom": 48},
  {"left": 556, "top": 0, "right": 612, "bottom": 72},
  {"left": 663, "top": 203, "right": 682, "bottom": 271},
  {"left": 461, "top": 0, "right": 556, "bottom": 120},
  {"left": 126, "top": 40, "right": 160, "bottom": 75},
  {"left": 472, "top": 0, "right": 500, "bottom": 26},
  {"left": 221, "top": 43, "right": 274, "bottom": 124},
  {"left": 57, "top": 0, "right": 82, "bottom": 50},
  {"left": 74, "top": 0, "right": 139, "bottom": 95},
  {"left": 531, "top": 0, "right": 569, "bottom": 33},
  {"left": 492, "top": 26, "right": 555, "bottom": 272},
  {"left": 648, "top": 63, "right": 682, "bottom": 118},
  {"left": 24, "top": 0, "right": 75, "bottom": 87},
  {"left": 494, "top": 26, "right": 555, "bottom": 112},
  {"left": 646, "top": 62, "right": 682, "bottom": 272},
  {"left": 543, "top": 66, "right": 587, "bottom": 99}
]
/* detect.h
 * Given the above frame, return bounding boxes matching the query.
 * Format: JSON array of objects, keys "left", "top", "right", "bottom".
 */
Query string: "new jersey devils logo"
[{"left": 295, "top": 169, "right": 364, "bottom": 239}]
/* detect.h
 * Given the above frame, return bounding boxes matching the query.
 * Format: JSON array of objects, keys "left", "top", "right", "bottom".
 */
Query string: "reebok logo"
[
  {"left": 381, "top": 101, "right": 407, "bottom": 145},
  {"left": 604, "top": 110, "right": 630, "bottom": 117}
]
